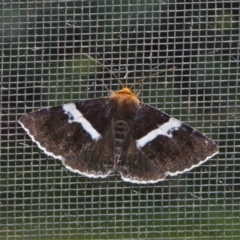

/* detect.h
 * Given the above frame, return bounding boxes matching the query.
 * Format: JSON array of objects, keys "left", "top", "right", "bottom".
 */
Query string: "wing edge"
[
  {"left": 120, "top": 142, "right": 219, "bottom": 184},
  {"left": 18, "top": 119, "right": 65, "bottom": 161},
  {"left": 18, "top": 119, "right": 113, "bottom": 179}
]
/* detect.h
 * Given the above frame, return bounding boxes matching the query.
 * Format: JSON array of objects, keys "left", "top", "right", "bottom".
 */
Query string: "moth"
[{"left": 19, "top": 59, "right": 218, "bottom": 184}]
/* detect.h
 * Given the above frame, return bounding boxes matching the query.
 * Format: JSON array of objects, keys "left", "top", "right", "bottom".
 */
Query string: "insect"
[{"left": 19, "top": 55, "right": 218, "bottom": 184}]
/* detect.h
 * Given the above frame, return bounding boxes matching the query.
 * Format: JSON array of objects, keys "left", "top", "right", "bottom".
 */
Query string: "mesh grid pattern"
[{"left": 1, "top": 1, "right": 240, "bottom": 239}]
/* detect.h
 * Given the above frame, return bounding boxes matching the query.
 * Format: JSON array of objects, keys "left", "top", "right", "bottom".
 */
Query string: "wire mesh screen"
[{"left": 1, "top": 0, "right": 240, "bottom": 239}]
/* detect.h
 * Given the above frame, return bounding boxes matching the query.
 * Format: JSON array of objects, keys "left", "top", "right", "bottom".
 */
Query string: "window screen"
[{"left": 1, "top": 1, "right": 240, "bottom": 239}]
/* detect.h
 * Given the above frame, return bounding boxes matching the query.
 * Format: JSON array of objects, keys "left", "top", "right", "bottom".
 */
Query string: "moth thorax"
[
  {"left": 110, "top": 88, "right": 139, "bottom": 120},
  {"left": 113, "top": 120, "right": 129, "bottom": 162}
]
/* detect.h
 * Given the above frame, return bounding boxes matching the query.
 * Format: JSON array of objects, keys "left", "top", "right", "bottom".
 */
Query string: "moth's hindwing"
[
  {"left": 125, "top": 103, "right": 218, "bottom": 182},
  {"left": 19, "top": 98, "right": 115, "bottom": 178},
  {"left": 117, "top": 131, "right": 165, "bottom": 184}
]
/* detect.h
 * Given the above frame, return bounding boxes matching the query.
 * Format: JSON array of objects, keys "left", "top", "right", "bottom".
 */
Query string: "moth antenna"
[
  {"left": 130, "top": 67, "right": 176, "bottom": 96},
  {"left": 81, "top": 53, "right": 124, "bottom": 91},
  {"left": 118, "top": 78, "right": 125, "bottom": 89}
]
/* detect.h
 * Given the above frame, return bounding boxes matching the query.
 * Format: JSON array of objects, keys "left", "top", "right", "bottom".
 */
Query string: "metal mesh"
[{"left": 1, "top": 1, "right": 240, "bottom": 239}]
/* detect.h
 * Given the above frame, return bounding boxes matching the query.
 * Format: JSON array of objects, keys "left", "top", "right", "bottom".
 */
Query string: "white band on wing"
[
  {"left": 63, "top": 103, "right": 101, "bottom": 141},
  {"left": 136, "top": 118, "right": 182, "bottom": 148}
]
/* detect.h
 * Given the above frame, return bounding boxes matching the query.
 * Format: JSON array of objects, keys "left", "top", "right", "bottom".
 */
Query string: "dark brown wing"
[
  {"left": 118, "top": 103, "right": 218, "bottom": 183},
  {"left": 19, "top": 98, "right": 115, "bottom": 178},
  {"left": 116, "top": 132, "right": 165, "bottom": 183}
]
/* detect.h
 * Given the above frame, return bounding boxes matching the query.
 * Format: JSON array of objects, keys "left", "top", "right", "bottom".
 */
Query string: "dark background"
[{"left": 1, "top": 0, "right": 240, "bottom": 239}]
